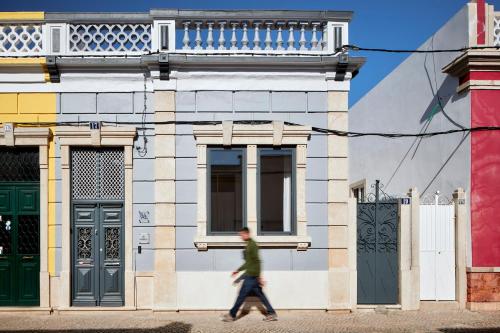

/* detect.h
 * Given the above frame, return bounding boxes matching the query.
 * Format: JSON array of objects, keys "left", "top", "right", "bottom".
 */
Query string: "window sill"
[{"left": 194, "top": 235, "right": 311, "bottom": 251}]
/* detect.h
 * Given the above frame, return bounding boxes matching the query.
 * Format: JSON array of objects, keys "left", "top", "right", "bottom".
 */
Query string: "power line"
[
  {"left": 7, "top": 120, "right": 500, "bottom": 139},
  {"left": 339, "top": 44, "right": 500, "bottom": 54}
]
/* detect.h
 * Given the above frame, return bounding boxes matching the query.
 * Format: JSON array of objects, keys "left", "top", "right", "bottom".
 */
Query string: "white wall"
[{"left": 350, "top": 6, "right": 471, "bottom": 199}]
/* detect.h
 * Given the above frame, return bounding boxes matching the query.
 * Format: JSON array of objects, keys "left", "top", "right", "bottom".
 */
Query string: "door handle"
[{"left": 22, "top": 256, "right": 34, "bottom": 259}]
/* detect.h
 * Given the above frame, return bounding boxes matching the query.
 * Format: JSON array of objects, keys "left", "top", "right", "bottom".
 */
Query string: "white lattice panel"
[
  {"left": 0, "top": 24, "right": 43, "bottom": 54},
  {"left": 494, "top": 16, "right": 500, "bottom": 46},
  {"left": 69, "top": 24, "right": 151, "bottom": 53}
]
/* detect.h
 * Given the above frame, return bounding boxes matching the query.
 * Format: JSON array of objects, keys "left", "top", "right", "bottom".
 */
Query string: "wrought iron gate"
[
  {"left": 71, "top": 147, "right": 124, "bottom": 307},
  {"left": 357, "top": 180, "right": 399, "bottom": 304},
  {"left": 0, "top": 147, "right": 40, "bottom": 306}
]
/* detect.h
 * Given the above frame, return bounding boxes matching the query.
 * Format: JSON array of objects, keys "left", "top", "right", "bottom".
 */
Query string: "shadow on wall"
[
  {"left": 0, "top": 322, "right": 192, "bottom": 333},
  {"left": 439, "top": 328, "right": 500, "bottom": 333}
]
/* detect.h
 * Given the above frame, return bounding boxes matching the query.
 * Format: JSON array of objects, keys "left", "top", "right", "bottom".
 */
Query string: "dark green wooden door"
[{"left": 0, "top": 184, "right": 40, "bottom": 306}]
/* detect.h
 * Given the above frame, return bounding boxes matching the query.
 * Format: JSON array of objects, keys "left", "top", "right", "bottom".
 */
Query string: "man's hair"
[{"left": 240, "top": 227, "right": 250, "bottom": 233}]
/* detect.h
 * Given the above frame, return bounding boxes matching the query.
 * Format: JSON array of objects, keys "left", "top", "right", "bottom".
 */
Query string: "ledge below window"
[{"left": 194, "top": 235, "right": 311, "bottom": 251}]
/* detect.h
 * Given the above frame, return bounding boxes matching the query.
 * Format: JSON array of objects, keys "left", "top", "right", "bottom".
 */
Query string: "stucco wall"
[
  {"left": 350, "top": 6, "right": 471, "bottom": 199},
  {"left": 53, "top": 91, "right": 156, "bottom": 274},
  {"left": 175, "top": 90, "right": 329, "bottom": 271}
]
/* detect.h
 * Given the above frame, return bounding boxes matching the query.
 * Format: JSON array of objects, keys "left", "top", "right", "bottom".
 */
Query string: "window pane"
[
  {"left": 210, "top": 149, "right": 243, "bottom": 233},
  {"left": 260, "top": 151, "right": 293, "bottom": 233}
]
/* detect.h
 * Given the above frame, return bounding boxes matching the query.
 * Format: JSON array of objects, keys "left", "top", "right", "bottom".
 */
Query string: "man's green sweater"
[{"left": 237, "top": 238, "right": 261, "bottom": 277}]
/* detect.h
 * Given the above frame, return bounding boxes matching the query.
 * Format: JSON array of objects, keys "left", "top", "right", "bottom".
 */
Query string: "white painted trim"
[
  {"left": 173, "top": 70, "right": 350, "bottom": 92},
  {"left": 152, "top": 20, "right": 176, "bottom": 52},
  {"left": 176, "top": 271, "right": 329, "bottom": 310}
]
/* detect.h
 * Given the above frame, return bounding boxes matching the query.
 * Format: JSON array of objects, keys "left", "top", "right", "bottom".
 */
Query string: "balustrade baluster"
[
  {"left": 206, "top": 22, "right": 214, "bottom": 50},
  {"left": 230, "top": 22, "right": 238, "bottom": 50},
  {"left": 264, "top": 22, "right": 273, "bottom": 50},
  {"left": 287, "top": 22, "right": 296, "bottom": 51},
  {"left": 299, "top": 22, "right": 307, "bottom": 50},
  {"left": 276, "top": 22, "right": 284, "bottom": 50},
  {"left": 311, "top": 22, "right": 319, "bottom": 50},
  {"left": 253, "top": 22, "right": 261, "bottom": 50},
  {"left": 218, "top": 21, "right": 227, "bottom": 50},
  {"left": 241, "top": 22, "right": 249, "bottom": 50},
  {"left": 194, "top": 21, "right": 202, "bottom": 50},
  {"left": 182, "top": 21, "right": 191, "bottom": 50}
]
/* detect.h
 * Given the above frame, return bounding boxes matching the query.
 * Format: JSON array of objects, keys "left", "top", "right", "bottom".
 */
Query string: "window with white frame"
[{"left": 192, "top": 122, "right": 311, "bottom": 250}]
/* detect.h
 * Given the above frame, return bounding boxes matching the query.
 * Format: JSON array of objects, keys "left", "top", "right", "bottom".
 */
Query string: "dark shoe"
[
  {"left": 263, "top": 313, "right": 278, "bottom": 322},
  {"left": 220, "top": 313, "right": 235, "bottom": 322}
]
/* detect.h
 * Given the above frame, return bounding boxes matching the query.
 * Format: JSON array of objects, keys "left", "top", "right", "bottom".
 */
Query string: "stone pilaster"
[
  {"left": 453, "top": 188, "right": 467, "bottom": 309},
  {"left": 153, "top": 90, "right": 177, "bottom": 310},
  {"left": 327, "top": 91, "right": 354, "bottom": 311}
]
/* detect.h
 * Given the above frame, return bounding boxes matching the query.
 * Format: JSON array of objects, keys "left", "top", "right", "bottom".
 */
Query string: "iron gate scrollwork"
[{"left": 357, "top": 180, "right": 399, "bottom": 304}]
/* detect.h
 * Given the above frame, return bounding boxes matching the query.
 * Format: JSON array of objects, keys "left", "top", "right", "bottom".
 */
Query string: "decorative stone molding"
[
  {"left": 193, "top": 122, "right": 311, "bottom": 146},
  {"left": 192, "top": 122, "right": 312, "bottom": 250},
  {"left": 56, "top": 126, "right": 136, "bottom": 147},
  {"left": 56, "top": 125, "right": 137, "bottom": 308},
  {"left": 0, "top": 124, "right": 51, "bottom": 308},
  {"left": 0, "top": 125, "right": 51, "bottom": 146}
]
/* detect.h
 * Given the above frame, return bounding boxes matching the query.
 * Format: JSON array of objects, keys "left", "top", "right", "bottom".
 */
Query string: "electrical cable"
[
  {"left": 4, "top": 120, "right": 500, "bottom": 139},
  {"left": 339, "top": 44, "right": 500, "bottom": 54}
]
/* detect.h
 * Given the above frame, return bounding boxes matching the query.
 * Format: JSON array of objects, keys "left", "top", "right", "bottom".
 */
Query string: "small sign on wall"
[
  {"left": 138, "top": 210, "right": 150, "bottom": 224},
  {"left": 401, "top": 198, "right": 411, "bottom": 205},
  {"left": 139, "top": 233, "right": 150, "bottom": 244},
  {"left": 89, "top": 121, "right": 100, "bottom": 130}
]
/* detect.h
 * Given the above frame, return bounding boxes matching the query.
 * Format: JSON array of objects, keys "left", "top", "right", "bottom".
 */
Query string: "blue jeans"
[{"left": 230, "top": 276, "right": 276, "bottom": 318}]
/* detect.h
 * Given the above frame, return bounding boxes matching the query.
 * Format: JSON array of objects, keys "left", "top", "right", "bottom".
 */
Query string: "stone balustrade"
[
  {"left": 178, "top": 20, "right": 334, "bottom": 53},
  {"left": 0, "top": 10, "right": 350, "bottom": 57}
]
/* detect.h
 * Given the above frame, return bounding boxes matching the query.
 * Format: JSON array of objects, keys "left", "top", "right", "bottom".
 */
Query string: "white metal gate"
[{"left": 420, "top": 193, "right": 455, "bottom": 301}]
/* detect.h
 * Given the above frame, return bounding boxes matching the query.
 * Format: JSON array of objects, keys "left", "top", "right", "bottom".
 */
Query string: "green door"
[{"left": 0, "top": 184, "right": 40, "bottom": 306}]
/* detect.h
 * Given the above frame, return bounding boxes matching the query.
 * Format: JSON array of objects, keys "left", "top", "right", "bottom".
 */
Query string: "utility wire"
[
  {"left": 340, "top": 44, "right": 500, "bottom": 54},
  {"left": 6, "top": 120, "right": 500, "bottom": 139}
]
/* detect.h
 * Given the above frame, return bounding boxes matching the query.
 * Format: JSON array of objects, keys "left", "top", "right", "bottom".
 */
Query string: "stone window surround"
[
  {"left": 192, "top": 121, "right": 312, "bottom": 251},
  {"left": 55, "top": 126, "right": 137, "bottom": 309},
  {"left": 0, "top": 124, "right": 51, "bottom": 308}
]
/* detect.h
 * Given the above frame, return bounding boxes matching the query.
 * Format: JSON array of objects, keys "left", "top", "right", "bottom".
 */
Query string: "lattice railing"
[
  {"left": 0, "top": 15, "right": 346, "bottom": 56},
  {"left": 68, "top": 23, "right": 152, "bottom": 54},
  {"left": 0, "top": 24, "right": 43, "bottom": 55},
  {"left": 494, "top": 14, "right": 500, "bottom": 46}
]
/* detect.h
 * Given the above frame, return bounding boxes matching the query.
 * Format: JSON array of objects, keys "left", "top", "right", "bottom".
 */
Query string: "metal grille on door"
[{"left": 71, "top": 148, "right": 124, "bottom": 201}]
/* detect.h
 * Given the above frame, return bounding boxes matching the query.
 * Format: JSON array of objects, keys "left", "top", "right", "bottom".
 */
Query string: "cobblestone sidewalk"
[{"left": 0, "top": 310, "right": 500, "bottom": 333}]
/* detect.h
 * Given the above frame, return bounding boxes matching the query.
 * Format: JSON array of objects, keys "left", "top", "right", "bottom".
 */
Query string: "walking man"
[{"left": 221, "top": 227, "right": 278, "bottom": 322}]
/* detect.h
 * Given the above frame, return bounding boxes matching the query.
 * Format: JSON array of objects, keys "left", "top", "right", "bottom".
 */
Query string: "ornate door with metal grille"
[
  {"left": 357, "top": 181, "right": 399, "bottom": 304},
  {"left": 71, "top": 148, "right": 124, "bottom": 306},
  {"left": 0, "top": 147, "right": 40, "bottom": 306}
]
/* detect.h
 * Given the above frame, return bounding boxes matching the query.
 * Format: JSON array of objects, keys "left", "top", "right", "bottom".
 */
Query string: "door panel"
[
  {"left": 72, "top": 205, "right": 98, "bottom": 306},
  {"left": 419, "top": 204, "right": 455, "bottom": 301},
  {"left": 99, "top": 206, "right": 123, "bottom": 306},
  {"left": 17, "top": 189, "right": 38, "bottom": 213},
  {"left": 17, "top": 257, "right": 39, "bottom": 304},
  {"left": 72, "top": 204, "right": 124, "bottom": 306},
  {"left": 0, "top": 189, "right": 13, "bottom": 212},
  {"left": 0, "top": 257, "right": 14, "bottom": 303},
  {"left": 357, "top": 201, "right": 399, "bottom": 304},
  {"left": 0, "top": 185, "right": 40, "bottom": 306}
]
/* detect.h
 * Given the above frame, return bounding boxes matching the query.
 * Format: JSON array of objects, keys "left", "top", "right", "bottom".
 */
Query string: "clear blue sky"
[{"left": 2, "top": 0, "right": 499, "bottom": 105}]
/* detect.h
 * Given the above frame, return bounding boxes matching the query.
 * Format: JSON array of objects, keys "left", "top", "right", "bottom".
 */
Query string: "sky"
[{"left": 2, "top": 0, "right": 499, "bottom": 106}]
